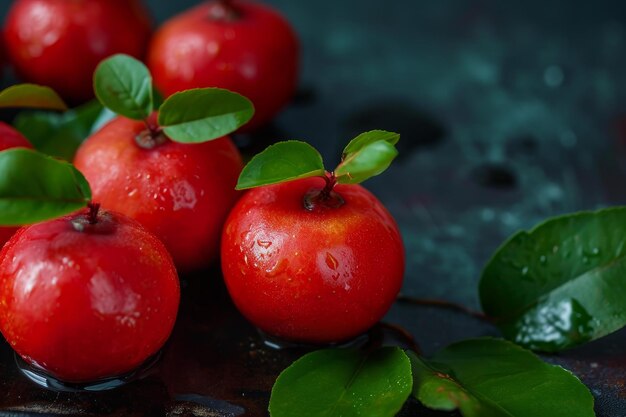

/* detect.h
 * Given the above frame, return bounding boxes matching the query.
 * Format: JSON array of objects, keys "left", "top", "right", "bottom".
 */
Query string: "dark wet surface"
[{"left": 0, "top": 0, "right": 625, "bottom": 415}]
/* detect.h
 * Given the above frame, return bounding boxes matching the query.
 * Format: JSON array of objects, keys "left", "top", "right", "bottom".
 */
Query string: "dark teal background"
[{"left": 1, "top": 1, "right": 626, "bottom": 416}]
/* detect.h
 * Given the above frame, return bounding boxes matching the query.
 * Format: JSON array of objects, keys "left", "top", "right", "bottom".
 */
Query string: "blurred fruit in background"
[
  {"left": 148, "top": 0, "right": 299, "bottom": 130},
  {"left": 4, "top": 0, "right": 152, "bottom": 104}
]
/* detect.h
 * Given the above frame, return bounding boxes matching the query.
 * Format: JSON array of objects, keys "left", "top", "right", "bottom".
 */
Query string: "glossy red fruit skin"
[
  {"left": 4, "top": 0, "right": 152, "bottom": 104},
  {"left": 221, "top": 178, "right": 405, "bottom": 343},
  {"left": 147, "top": 0, "right": 299, "bottom": 130},
  {"left": 0, "top": 122, "right": 33, "bottom": 248},
  {"left": 0, "top": 209, "right": 180, "bottom": 383},
  {"left": 73, "top": 115, "right": 243, "bottom": 272}
]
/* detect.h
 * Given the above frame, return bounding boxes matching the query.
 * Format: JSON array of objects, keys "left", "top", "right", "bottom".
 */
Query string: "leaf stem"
[
  {"left": 397, "top": 294, "right": 493, "bottom": 323},
  {"left": 378, "top": 322, "right": 422, "bottom": 355}
]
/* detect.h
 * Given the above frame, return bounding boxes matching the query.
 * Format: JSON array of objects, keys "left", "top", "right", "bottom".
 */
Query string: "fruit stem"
[
  {"left": 321, "top": 172, "right": 338, "bottom": 197},
  {"left": 303, "top": 172, "right": 344, "bottom": 211},
  {"left": 209, "top": 0, "right": 240, "bottom": 20},
  {"left": 87, "top": 202, "right": 100, "bottom": 225},
  {"left": 136, "top": 120, "right": 167, "bottom": 150}
]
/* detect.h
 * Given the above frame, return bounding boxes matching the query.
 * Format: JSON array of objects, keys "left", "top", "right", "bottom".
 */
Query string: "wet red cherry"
[
  {"left": 221, "top": 177, "right": 405, "bottom": 343},
  {"left": 73, "top": 114, "right": 243, "bottom": 272},
  {"left": 0, "top": 123, "right": 33, "bottom": 248},
  {"left": 147, "top": 0, "right": 299, "bottom": 130},
  {"left": 4, "top": 0, "right": 152, "bottom": 104},
  {"left": 0, "top": 206, "right": 179, "bottom": 383}
]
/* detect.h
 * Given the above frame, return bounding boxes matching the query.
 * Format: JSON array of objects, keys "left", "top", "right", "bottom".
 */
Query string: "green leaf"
[
  {"left": 158, "top": 88, "right": 254, "bottom": 143},
  {"left": 0, "top": 84, "right": 67, "bottom": 111},
  {"left": 480, "top": 207, "right": 626, "bottom": 352},
  {"left": 410, "top": 338, "right": 595, "bottom": 417},
  {"left": 0, "top": 149, "right": 91, "bottom": 225},
  {"left": 236, "top": 141, "right": 326, "bottom": 190},
  {"left": 335, "top": 140, "right": 398, "bottom": 184},
  {"left": 93, "top": 54, "right": 153, "bottom": 120},
  {"left": 342, "top": 130, "right": 400, "bottom": 157},
  {"left": 269, "top": 347, "right": 412, "bottom": 417},
  {"left": 14, "top": 101, "right": 104, "bottom": 161}
]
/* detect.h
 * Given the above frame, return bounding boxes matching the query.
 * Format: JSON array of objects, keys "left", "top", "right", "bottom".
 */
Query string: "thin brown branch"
[{"left": 397, "top": 294, "right": 493, "bottom": 323}]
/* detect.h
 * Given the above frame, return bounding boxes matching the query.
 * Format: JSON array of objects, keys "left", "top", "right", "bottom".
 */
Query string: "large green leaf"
[
  {"left": 158, "top": 88, "right": 254, "bottom": 143},
  {"left": 410, "top": 338, "right": 595, "bottom": 417},
  {"left": 14, "top": 101, "right": 104, "bottom": 161},
  {"left": 93, "top": 54, "right": 153, "bottom": 120},
  {"left": 236, "top": 141, "right": 326, "bottom": 190},
  {"left": 335, "top": 140, "right": 398, "bottom": 184},
  {"left": 0, "top": 149, "right": 91, "bottom": 225},
  {"left": 0, "top": 84, "right": 67, "bottom": 110},
  {"left": 480, "top": 207, "right": 626, "bottom": 352},
  {"left": 269, "top": 347, "right": 412, "bottom": 417}
]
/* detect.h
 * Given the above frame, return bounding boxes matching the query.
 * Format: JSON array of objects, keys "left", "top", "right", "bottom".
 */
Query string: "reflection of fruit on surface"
[
  {"left": 221, "top": 177, "right": 405, "bottom": 343},
  {"left": 74, "top": 115, "right": 243, "bottom": 272},
  {"left": 0, "top": 207, "right": 179, "bottom": 382},
  {"left": 0, "top": 122, "right": 33, "bottom": 248},
  {"left": 5, "top": 0, "right": 152, "bottom": 103},
  {"left": 148, "top": 0, "right": 299, "bottom": 130}
]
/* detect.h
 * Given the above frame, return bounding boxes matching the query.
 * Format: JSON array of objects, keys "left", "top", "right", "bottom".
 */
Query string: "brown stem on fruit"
[
  {"left": 135, "top": 126, "right": 167, "bottom": 150},
  {"left": 208, "top": 0, "right": 241, "bottom": 21},
  {"left": 397, "top": 294, "right": 493, "bottom": 323},
  {"left": 87, "top": 202, "right": 100, "bottom": 225},
  {"left": 303, "top": 173, "right": 345, "bottom": 211}
]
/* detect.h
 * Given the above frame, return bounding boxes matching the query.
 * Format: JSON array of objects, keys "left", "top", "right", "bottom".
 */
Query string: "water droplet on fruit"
[
  {"left": 539, "top": 255, "right": 547, "bottom": 264},
  {"left": 265, "top": 259, "right": 289, "bottom": 278},
  {"left": 127, "top": 188, "right": 138, "bottom": 197},
  {"left": 521, "top": 266, "right": 529, "bottom": 275},
  {"left": 325, "top": 253, "right": 339, "bottom": 270},
  {"left": 170, "top": 181, "right": 197, "bottom": 211}
]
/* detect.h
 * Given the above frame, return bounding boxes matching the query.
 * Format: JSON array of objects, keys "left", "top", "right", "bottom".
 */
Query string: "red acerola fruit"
[
  {"left": 73, "top": 114, "right": 243, "bottom": 272},
  {"left": 221, "top": 177, "right": 405, "bottom": 344},
  {"left": 147, "top": 0, "right": 299, "bottom": 130},
  {"left": 0, "top": 206, "right": 180, "bottom": 383},
  {"left": 0, "top": 122, "right": 33, "bottom": 247},
  {"left": 4, "top": 0, "right": 152, "bottom": 104}
]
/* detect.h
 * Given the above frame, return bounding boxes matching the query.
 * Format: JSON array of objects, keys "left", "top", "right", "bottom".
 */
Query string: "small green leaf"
[
  {"left": 14, "top": 100, "right": 104, "bottom": 161},
  {"left": 335, "top": 140, "right": 398, "bottom": 184},
  {"left": 480, "top": 207, "right": 626, "bottom": 352},
  {"left": 158, "top": 88, "right": 254, "bottom": 143},
  {"left": 236, "top": 141, "right": 326, "bottom": 190},
  {"left": 0, "top": 84, "right": 67, "bottom": 111},
  {"left": 270, "top": 347, "right": 412, "bottom": 417},
  {"left": 410, "top": 338, "right": 595, "bottom": 417},
  {"left": 0, "top": 149, "right": 91, "bottom": 225},
  {"left": 93, "top": 54, "right": 153, "bottom": 120},
  {"left": 342, "top": 130, "right": 400, "bottom": 157}
]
